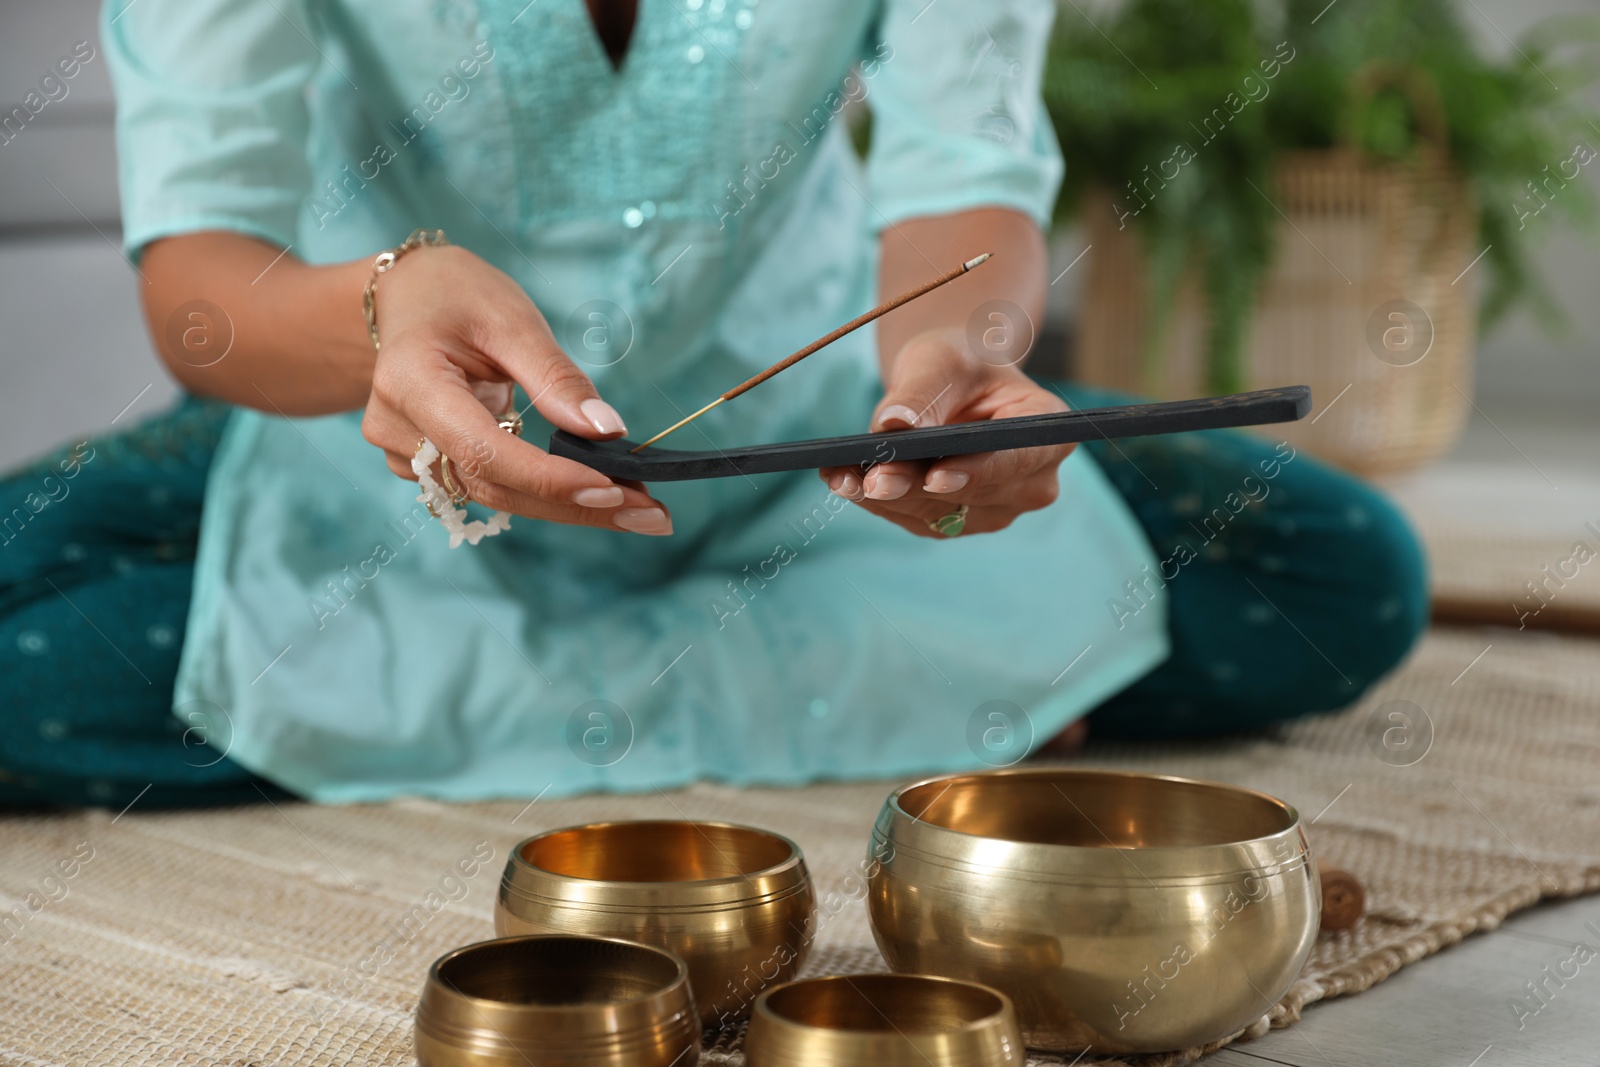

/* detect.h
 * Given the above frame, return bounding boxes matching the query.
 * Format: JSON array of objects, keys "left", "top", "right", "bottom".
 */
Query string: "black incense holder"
[{"left": 550, "top": 385, "right": 1311, "bottom": 482}]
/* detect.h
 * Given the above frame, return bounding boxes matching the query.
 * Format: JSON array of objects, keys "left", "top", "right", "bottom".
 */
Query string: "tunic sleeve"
[
  {"left": 863, "top": 0, "right": 1063, "bottom": 230},
  {"left": 102, "top": 0, "right": 319, "bottom": 257}
]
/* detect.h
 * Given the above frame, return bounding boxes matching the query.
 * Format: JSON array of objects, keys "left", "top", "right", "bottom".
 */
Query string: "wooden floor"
[{"left": 1207, "top": 895, "right": 1600, "bottom": 1067}]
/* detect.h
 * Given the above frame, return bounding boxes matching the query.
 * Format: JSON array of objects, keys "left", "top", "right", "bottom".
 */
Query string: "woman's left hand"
[{"left": 818, "top": 329, "right": 1075, "bottom": 538}]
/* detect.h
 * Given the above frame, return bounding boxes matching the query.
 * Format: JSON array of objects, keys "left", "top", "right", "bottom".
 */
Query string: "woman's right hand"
[{"left": 359, "top": 244, "right": 672, "bottom": 535}]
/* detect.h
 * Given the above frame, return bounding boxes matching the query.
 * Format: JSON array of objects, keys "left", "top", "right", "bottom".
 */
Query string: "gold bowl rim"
[
  {"left": 419, "top": 933, "right": 690, "bottom": 1018},
  {"left": 504, "top": 819, "right": 808, "bottom": 901},
  {"left": 751, "top": 972, "right": 1018, "bottom": 1038},
  {"left": 886, "top": 767, "right": 1302, "bottom": 854}
]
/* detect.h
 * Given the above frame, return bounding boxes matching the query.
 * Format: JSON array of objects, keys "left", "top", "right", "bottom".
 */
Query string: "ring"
[
  {"left": 439, "top": 454, "right": 470, "bottom": 508},
  {"left": 928, "top": 504, "right": 969, "bottom": 538},
  {"left": 439, "top": 409, "right": 523, "bottom": 507}
]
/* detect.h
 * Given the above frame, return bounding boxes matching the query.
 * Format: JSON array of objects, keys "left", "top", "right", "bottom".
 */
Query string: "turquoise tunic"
[{"left": 103, "top": 0, "right": 1169, "bottom": 801}]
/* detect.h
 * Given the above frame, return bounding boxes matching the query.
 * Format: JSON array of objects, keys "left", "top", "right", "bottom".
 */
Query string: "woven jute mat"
[{"left": 2, "top": 625, "right": 1597, "bottom": 1066}]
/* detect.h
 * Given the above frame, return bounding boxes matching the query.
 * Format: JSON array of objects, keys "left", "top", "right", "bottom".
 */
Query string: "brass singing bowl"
[
  {"left": 414, "top": 935, "right": 699, "bottom": 1067},
  {"left": 496, "top": 820, "right": 816, "bottom": 1025},
  {"left": 745, "top": 973, "right": 1026, "bottom": 1067},
  {"left": 867, "top": 768, "right": 1319, "bottom": 1054}
]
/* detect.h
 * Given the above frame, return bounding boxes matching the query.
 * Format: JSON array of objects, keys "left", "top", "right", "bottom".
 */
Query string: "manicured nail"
[
  {"left": 573, "top": 486, "right": 624, "bottom": 508},
  {"left": 925, "top": 470, "right": 969, "bottom": 494},
  {"left": 875, "top": 404, "right": 921, "bottom": 430},
  {"left": 580, "top": 397, "right": 627, "bottom": 436},
  {"left": 614, "top": 507, "right": 672, "bottom": 534},
  {"left": 474, "top": 380, "right": 515, "bottom": 412},
  {"left": 865, "top": 471, "right": 912, "bottom": 500},
  {"left": 830, "top": 472, "right": 863, "bottom": 500}
]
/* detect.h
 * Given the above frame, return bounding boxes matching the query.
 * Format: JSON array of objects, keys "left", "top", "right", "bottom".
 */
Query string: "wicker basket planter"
[{"left": 1075, "top": 148, "right": 1479, "bottom": 476}]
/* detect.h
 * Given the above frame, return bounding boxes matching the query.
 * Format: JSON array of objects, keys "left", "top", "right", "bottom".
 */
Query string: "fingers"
[
  {"left": 860, "top": 373, "right": 1071, "bottom": 508},
  {"left": 916, "top": 383, "right": 1072, "bottom": 500},
  {"left": 853, "top": 351, "right": 964, "bottom": 502},
  {"left": 820, "top": 334, "right": 1077, "bottom": 539},
  {"left": 362, "top": 387, "right": 672, "bottom": 534},
  {"left": 381, "top": 349, "right": 592, "bottom": 499},
  {"left": 475, "top": 311, "right": 629, "bottom": 440},
  {"left": 837, "top": 490, "right": 1028, "bottom": 539},
  {"left": 871, "top": 330, "right": 974, "bottom": 432},
  {"left": 819, "top": 443, "right": 1067, "bottom": 512},
  {"left": 361, "top": 247, "right": 660, "bottom": 531},
  {"left": 469, "top": 379, "right": 515, "bottom": 415},
  {"left": 863, "top": 460, "right": 929, "bottom": 502},
  {"left": 374, "top": 245, "right": 628, "bottom": 440},
  {"left": 918, "top": 443, "right": 1074, "bottom": 506},
  {"left": 384, "top": 451, "right": 419, "bottom": 481},
  {"left": 825, "top": 458, "right": 1063, "bottom": 521},
  {"left": 817, "top": 386, "right": 1068, "bottom": 536}
]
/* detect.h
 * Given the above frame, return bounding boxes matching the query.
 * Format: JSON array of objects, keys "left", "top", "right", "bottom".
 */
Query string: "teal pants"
[{"left": 0, "top": 390, "right": 1428, "bottom": 808}]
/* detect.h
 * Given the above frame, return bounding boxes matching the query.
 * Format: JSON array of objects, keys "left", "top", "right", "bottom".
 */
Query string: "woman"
[{"left": 0, "top": 0, "right": 1425, "bottom": 807}]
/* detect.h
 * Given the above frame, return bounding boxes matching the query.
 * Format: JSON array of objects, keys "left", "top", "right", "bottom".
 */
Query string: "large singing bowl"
[{"left": 866, "top": 768, "right": 1319, "bottom": 1053}]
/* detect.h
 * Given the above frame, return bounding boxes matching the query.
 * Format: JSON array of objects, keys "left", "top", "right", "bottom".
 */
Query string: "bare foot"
[{"left": 1036, "top": 717, "right": 1089, "bottom": 759}]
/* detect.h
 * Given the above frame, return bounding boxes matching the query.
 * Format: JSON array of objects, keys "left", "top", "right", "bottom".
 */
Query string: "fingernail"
[
  {"left": 830, "top": 472, "right": 863, "bottom": 500},
  {"left": 580, "top": 397, "right": 627, "bottom": 436},
  {"left": 875, "top": 404, "right": 921, "bottom": 430},
  {"left": 473, "top": 380, "right": 515, "bottom": 412},
  {"left": 614, "top": 507, "right": 672, "bottom": 534},
  {"left": 925, "top": 470, "right": 969, "bottom": 494},
  {"left": 865, "top": 472, "right": 912, "bottom": 500},
  {"left": 573, "top": 486, "right": 625, "bottom": 508}
]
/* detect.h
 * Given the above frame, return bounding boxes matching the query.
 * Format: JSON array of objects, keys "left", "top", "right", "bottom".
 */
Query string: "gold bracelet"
[{"left": 362, "top": 228, "right": 449, "bottom": 354}]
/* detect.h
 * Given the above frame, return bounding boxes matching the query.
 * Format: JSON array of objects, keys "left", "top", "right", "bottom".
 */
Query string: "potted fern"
[{"left": 1043, "top": 0, "right": 1600, "bottom": 474}]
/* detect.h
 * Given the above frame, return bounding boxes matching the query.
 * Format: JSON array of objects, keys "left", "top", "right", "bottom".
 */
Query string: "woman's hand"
[
  {"left": 818, "top": 329, "right": 1073, "bottom": 538},
  {"left": 359, "top": 245, "right": 672, "bottom": 535}
]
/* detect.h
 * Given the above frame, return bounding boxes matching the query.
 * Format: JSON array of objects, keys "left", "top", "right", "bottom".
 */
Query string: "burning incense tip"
[{"left": 963, "top": 253, "right": 993, "bottom": 270}]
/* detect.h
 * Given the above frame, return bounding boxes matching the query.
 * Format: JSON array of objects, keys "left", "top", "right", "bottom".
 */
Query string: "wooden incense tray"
[{"left": 550, "top": 385, "right": 1311, "bottom": 482}]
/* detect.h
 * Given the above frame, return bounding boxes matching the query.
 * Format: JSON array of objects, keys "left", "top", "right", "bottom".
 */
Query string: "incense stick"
[{"left": 630, "top": 253, "right": 994, "bottom": 452}]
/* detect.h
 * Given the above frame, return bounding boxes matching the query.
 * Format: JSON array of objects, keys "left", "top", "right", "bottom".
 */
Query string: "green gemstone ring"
[{"left": 929, "top": 504, "right": 969, "bottom": 538}]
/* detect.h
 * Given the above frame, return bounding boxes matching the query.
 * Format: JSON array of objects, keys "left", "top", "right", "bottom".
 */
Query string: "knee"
[{"left": 1298, "top": 481, "right": 1429, "bottom": 712}]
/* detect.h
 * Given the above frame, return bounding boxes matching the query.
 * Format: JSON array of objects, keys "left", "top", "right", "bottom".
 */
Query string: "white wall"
[{"left": 0, "top": 0, "right": 119, "bottom": 228}]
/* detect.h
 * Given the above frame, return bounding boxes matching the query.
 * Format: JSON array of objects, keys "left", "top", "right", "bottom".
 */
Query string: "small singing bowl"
[
  {"left": 867, "top": 768, "right": 1319, "bottom": 1054},
  {"left": 497, "top": 820, "right": 816, "bottom": 1025},
  {"left": 745, "top": 974, "right": 1026, "bottom": 1067},
  {"left": 414, "top": 935, "right": 699, "bottom": 1067}
]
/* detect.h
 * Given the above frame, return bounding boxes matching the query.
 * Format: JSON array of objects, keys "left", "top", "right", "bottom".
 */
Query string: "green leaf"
[{"left": 1043, "top": 0, "right": 1600, "bottom": 383}]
